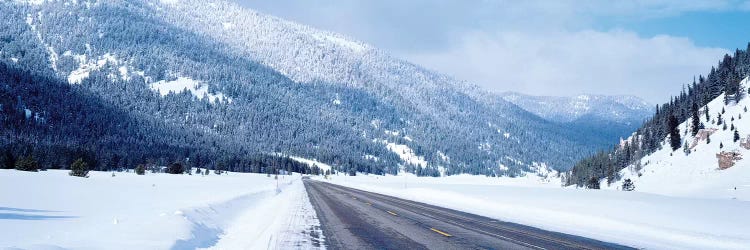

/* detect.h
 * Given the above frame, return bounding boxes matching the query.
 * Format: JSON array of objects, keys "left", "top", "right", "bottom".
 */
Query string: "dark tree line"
[{"left": 0, "top": 61, "right": 328, "bottom": 175}]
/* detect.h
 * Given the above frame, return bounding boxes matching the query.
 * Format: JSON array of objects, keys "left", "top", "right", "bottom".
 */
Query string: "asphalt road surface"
[{"left": 304, "top": 180, "right": 635, "bottom": 250}]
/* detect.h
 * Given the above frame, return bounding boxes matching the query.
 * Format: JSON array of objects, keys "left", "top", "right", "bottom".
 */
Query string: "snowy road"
[{"left": 305, "top": 180, "right": 632, "bottom": 250}]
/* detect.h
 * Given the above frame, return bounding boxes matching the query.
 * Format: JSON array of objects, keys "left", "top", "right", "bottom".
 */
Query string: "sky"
[{"left": 234, "top": 0, "right": 750, "bottom": 103}]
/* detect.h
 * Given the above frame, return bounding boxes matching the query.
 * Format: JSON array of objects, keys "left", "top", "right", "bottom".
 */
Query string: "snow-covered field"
[
  {"left": 3, "top": 168, "right": 747, "bottom": 250},
  {"left": 0, "top": 169, "right": 323, "bottom": 250},
  {"left": 325, "top": 173, "right": 750, "bottom": 249}
]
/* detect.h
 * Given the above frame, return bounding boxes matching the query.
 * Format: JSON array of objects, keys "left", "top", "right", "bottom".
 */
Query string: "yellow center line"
[
  {"left": 386, "top": 210, "right": 398, "bottom": 216},
  {"left": 326, "top": 183, "right": 552, "bottom": 250},
  {"left": 430, "top": 228, "right": 453, "bottom": 237}
]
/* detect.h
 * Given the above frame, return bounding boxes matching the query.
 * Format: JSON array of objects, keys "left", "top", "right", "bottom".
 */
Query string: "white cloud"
[
  {"left": 574, "top": 0, "right": 736, "bottom": 17},
  {"left": 406, "top": 30, "right": 728, "bottom": 103},
  {"left": 238, "top": 0, "right": 742, "bottom": 102},
  {"left": 739, "top": 0, "right": 750, "bottom": 10}
]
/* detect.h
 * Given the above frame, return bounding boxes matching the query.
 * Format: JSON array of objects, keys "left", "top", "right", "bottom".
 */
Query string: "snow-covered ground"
[
  {"left": 324, "top": 173, "right": 750, "bottom": 249},
  {"left": 608, "top": 78, "right": 750, "bottom": 201},
  {"left": 150, "top": 76, "right": 231, "bottom": 104},
  {"left": 288, "top": 156, "right": 332, "bottom": 173},
  {"left": 375, "top": 139, "right": 428, "bottom": 168},
  {"left": 0, "top": 169, "right": 323, "bottom": 250}
]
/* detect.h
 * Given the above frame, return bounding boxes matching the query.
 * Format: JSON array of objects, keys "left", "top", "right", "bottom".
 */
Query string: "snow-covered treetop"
[{"left": 153, "top": 0, "right": 493, "bottom": 108}]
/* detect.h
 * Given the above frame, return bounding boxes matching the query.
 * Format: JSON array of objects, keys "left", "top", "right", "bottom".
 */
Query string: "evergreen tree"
[
  {"left": 135, "top": 164, "right": 146, "bottom": 175},
  {"left": 734, "top": 130, "right": 741, "bottom": 142},
  {"left": 69, "top": 158, "right": 89, "bottom": 177},
  {"left": 586, "top": 177, "right": 600, "bottom": 189},
  {"left": 622, "top": 179, "right": 635, "bottom": 191},
  {"left": 683, "top": 141, "right": 690, "bottom": 155},
  {"left": 167, "top": 162, "right": 184, "bottom": 174},
  {"left": 691, "top": 102, "right": 701, "bottom": 136},
  {"left": 15, "top": 155, "right": 39, "bottom": 172},
  {"left": 0, "top": 149, "right": 15, "bottom": 169},
  {"left": 705, "top": 106, "right": 710, "bottom": 121},
  {"left": 607, "top": 169, "right": 618, "bottom": 185},
  {"left": 668, "top": 115, "right": 681, "bottom": 151},
  {"left": 707, "top": 134, "right": 711, "bottom": 144},
  {"left": 720, "top": 142, "right": 724, "bottom": 149},
  {"left": 738, "top": 77, "right": 746, "bottom": 101}
]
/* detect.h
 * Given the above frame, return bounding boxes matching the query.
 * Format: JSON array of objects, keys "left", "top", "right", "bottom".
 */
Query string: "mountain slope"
[
  {"left": 2, "top": 0, "right": 617, "bottom": 175},
  {"left": 0, "top": 61, "right": 196, "bottom": 169},
  {"left": 502, "top": 92, "right": 651, "bottom": 143},
  {"left": 567, "top": 46, "right": 750, "bottom": 193},
  {"left": 606, "top": 78, "right": 750, "bottom": 200},
  {"left": 155, "top": 0, "right": 626, "bottom": 172}
]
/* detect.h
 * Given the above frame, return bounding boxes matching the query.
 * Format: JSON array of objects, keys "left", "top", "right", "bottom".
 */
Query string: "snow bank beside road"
[
  {"left": 206, "top": 178, "right": 325, "bottom": 250},
  {"left": 0, "top": 170, "right": 322, "bottom": 250},
  {"left": 326, "top": 174, "right": 750, "bottom": 249}
]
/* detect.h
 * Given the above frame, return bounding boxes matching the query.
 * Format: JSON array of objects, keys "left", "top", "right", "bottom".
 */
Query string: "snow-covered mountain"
[
  {"left": 565, "top": 46, "right": 750, "bottom": 199},
  {"left": 0, "top": 0, "right": 627, "bottom": 176},
  {"left": 607, "top": 77, "right": 750, "bottom": 200},
  {"left": 502, "top": 92, "right": 652, "bottom": 142},
  {"left": 501, "top": 93, "right": 651, "bottom": 124}
]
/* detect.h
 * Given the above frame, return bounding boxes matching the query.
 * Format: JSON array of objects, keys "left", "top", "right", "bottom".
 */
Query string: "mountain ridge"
[
  {"left": 501, "top": 92, "right": 651, "bottom": 124},
  {"left": 1, "top": 0, "right": 639, "bottom": 176}
]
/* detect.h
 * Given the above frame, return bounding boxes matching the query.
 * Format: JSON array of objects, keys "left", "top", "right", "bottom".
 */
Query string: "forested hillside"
[
  {"left": 566, "top": 45, "right": 750, "bottom": 187},
  {"left": 1, "top": 0, "right": 624, "bottom": 176}
]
